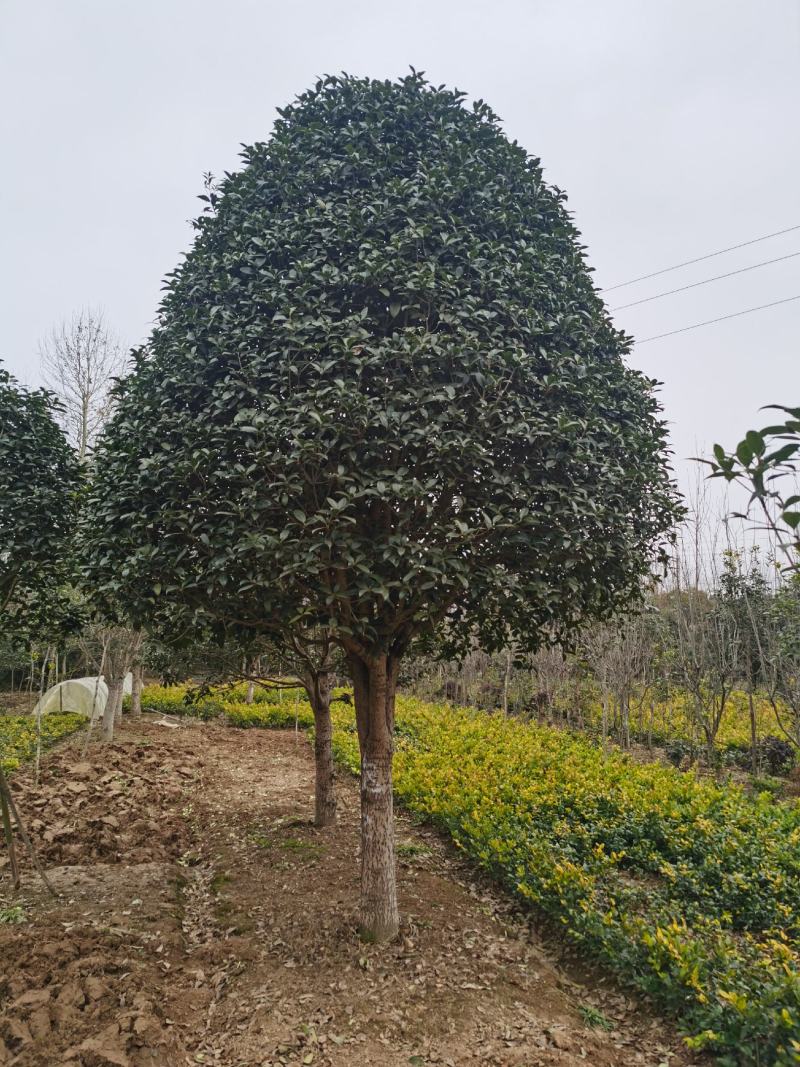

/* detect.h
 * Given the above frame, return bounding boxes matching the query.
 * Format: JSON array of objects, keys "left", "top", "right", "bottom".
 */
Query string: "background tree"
[
  {"left": 758, "top": 578, "right": 800, "bottom": 750},
  {"left": 0, "top": 364, "right": 81, "bottom": 640},
  {"left": 132, "top": 610, "right": 342, "bottom": 827},
  {"left": 717, "top": 549, "right": 770, "bottom": 774},
  {"left": 39, "top": 308, "right": 125, "bottom": 461},
  {"left": 664, "top": 584, "right": 739, "bottom": 766},
  {"left": 83, "top": 73, "right": 682, "bottom": 940},
  {"left": 0, "top": 363, "right": 80, "bottom": 877},
  {"left": 77, "top": 622, "right": 141, "bottom": 742}
]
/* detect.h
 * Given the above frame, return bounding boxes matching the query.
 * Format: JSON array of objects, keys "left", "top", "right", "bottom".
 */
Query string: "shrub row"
[
  {"left": 135, "top": 684, "right": 315, "bottom": 728},
  {"left": 382, "top": 697, "right": 800, "bottom": 1065},
  {"left": 308, "top": 693, "right": 800, "bottom": 1064},
  {"left": 0, "top": 713, "right": 87, "bottom": 772},
  {"left": 579, "top": 688, "right": 793, "bottom": 759}
]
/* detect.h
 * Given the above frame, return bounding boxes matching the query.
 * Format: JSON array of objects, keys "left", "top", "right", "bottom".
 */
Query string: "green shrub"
[
  {"left": 223, "top": 701, "right": 314, "bottom": 730},
  {"left": 223, "top": 682, "right": 306, "bottom": 705}
]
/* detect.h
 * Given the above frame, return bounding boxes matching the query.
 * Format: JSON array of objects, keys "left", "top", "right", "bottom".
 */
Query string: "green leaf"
[
  {"left": 736, "top": 441, "right": 754, "bottom": 466},
  {"left": 745, "top": 430, "right": 765, "bottom": 456}
]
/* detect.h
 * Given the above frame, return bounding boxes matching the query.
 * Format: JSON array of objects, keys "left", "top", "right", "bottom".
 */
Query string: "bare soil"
[
  {"left": 1, "top": 718, "right": 704, "bottom": 1067},
  {"left": 0, "top": 693, "right": 37, "bottom": 716}
]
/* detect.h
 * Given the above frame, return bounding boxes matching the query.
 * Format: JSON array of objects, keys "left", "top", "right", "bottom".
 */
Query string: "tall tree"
[
  {"left": 40, "top": 308, "right": 124, "bottom": 461},
  {"left": 83, "top": 73, "right": 682, "bottom": 940},
  {"left": 1, "top": 363, "right": 81, "bottom": 874},
  {"left": 0, "top": 363, "right": 80, "bottom": 640}
]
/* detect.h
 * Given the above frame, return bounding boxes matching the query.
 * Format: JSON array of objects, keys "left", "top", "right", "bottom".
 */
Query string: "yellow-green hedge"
[
  {"left": 305, "top": 693, "right": 800, "bottom": 1064},
  {"left": 0, "top": 713, "right": 86, "bottom": 772},
  {"left": 384, "top": 697, "right": 800, "bottom": 1064},
  {"left": 580, "top": 687, "right": 789, "bottom": 754}
]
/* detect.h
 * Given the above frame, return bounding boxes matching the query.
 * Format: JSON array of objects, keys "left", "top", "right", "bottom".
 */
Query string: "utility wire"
[
  {"left": 635, "top": 294, "right": 800, "bottom": 344},
  {"left": 612, "top": 250, "right": 800, "bottom": 310},
  {"left": 601, "top": 224, "right": 800, "bottom": 292}
]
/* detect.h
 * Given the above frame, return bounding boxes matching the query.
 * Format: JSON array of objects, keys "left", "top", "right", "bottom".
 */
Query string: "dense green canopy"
[
  {"left": 85, "top": 72, "right": 681, "bottom": 658},
  {"left": 0, "top": 364, "right": 81, "bottom": 642}
]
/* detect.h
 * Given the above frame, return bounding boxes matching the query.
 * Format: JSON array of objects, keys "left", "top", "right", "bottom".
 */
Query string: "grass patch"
[
  {"left": 579, "top": 1005, "right": 614, "bottom": 1031},
  {"left": 0, "top": 905, "right": 26, "bottom": 925},
  {"left": 396, "top": 840, "right": 432, "bottom": 860}
]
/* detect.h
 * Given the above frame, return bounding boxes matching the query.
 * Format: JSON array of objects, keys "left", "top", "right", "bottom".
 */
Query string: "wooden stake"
[{"left": 0, "top": 766, "right": 20, "bottom": 891}]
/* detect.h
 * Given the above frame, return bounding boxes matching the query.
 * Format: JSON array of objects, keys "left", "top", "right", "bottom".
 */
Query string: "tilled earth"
[{"left": 0, "top": 718, "right": 705, "bottom": 1067}]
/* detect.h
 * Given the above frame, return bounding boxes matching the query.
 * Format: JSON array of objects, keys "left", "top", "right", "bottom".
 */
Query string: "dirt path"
[{"left": 0, "top": 719, "right": 703, "bottom": 1067}]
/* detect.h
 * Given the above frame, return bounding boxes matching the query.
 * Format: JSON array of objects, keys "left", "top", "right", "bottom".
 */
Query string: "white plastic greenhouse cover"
[{"left": 32, "top": 674, "right": 133, "bottom": 719}]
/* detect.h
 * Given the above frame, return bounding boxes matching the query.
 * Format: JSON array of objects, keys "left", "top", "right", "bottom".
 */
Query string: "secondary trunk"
[
  {"left": 502, "top": 648, "right": 512, "bottom": 715},
  {"left": 114, "top": 680, "right": 124, "bottom": 725},
  {"left": 130, "top": 662, "right": 144, "bottom": 718},
  {"left": 348, "top": 651, "right": 399, "bottom": 942},
  {"left": 307, "top": 671, "right": 336, "bottom": 828},
  {"left": 103, "top": 678, "right": 123, "bottom": 742},
  {"left": 748, "top": 687, "right": 758, "bottom": 777}
]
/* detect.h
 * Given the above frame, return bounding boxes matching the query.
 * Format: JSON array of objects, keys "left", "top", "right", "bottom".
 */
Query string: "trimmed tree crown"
[
  {"left": 0, "top": 364, "right": 80, "bottom": 637},
  {"left": 86, "top": 72, "right": 681, "bottom": 657}
]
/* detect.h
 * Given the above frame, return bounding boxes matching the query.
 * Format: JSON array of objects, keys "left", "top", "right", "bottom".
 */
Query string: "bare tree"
[
  {"left": 757, "top": 582, "right": 800, "bottom": 751},
  {"left": 579, "top": 611, "right": 662, "bottom": 750},
  {"left": 529, "top": 645, "right": 574, "bottom": 722},
  {"left": 80, "top": 623, "right": 141, "bottom": 742},
  {"left": 39, "top": 308, "right": 125, "bottom": 460}
]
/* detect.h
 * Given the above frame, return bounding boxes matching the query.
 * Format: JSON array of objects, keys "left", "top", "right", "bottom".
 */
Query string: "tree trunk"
[
  {"left": 748, "top": 687, "right": 758, "bottom": 777},
  {"left": 348, "top": 651, "right": 399, "bottom": 942},
  {"left": 703, "top": 724, "right": 716, "bottom": 768},
  {"left": 131, "top": 662, "right": 144, "bottom": 718},
  {"left": 246, "top": 681, "right": 255, "bottom": 705},
  {"left": 103, "top": 679, "right": 123, "bottom": 742},
  {"left": 621, "top": 694, "right": 630, "bottom": 749},
  {"left": 79, "top": 394, "right": 90, "bottom": 463},
  {"left": 114, "top": 680, "right": 124, "bottom": 725},
  {"left": 502, "top": 647, "right": 512, "bottom": 715},
  {"left": 307, "top": 671, "right": 336, "bottom": 828}
]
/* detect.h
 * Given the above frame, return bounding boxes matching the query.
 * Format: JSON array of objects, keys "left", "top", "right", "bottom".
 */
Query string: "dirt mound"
[
  {"left": 2, "top": 731, "right": 200, "bottom": 873},
  {"left": 0, "top": 925, "right": 182, "bottom": 1066}
]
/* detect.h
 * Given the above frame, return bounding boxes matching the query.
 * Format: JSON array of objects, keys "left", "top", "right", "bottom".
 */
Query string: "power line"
[
  {"left": 612, "top": 250, "right": 800, "bottom": 310},
  {"left": 601, "top": 224, "right": 800, "bottom": 292},
  {"left": 635, "top": 294, "right": 800, "bottom": 344}
]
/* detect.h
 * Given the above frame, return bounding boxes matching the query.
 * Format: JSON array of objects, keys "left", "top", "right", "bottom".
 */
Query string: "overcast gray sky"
[{"left": 2, "top": 0, "right": 798, "bottom": 500}]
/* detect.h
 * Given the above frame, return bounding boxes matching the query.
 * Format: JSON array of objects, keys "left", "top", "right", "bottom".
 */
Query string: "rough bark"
[
  {"left": 131, "top": 662, "right": 144, "bottom": 718},
  {"left": 348, "top": 652, "right": 399, "bottom": 942},
  {"left": 307, "top": 671, "right": 336, "bottom": 827},
  {"left": 245, "top": 680, "right": 255, "bottom": 704},
  {"left": 114, "top": 680, "right": 124, "bottom": 725},
  {"left": 103, "top": 678, "right": 123, "bottom": 742}
]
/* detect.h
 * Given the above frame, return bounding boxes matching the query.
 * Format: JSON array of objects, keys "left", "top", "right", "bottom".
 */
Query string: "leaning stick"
[{"left": 0, "top": 767, "right": 20, "bottom": 890}]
